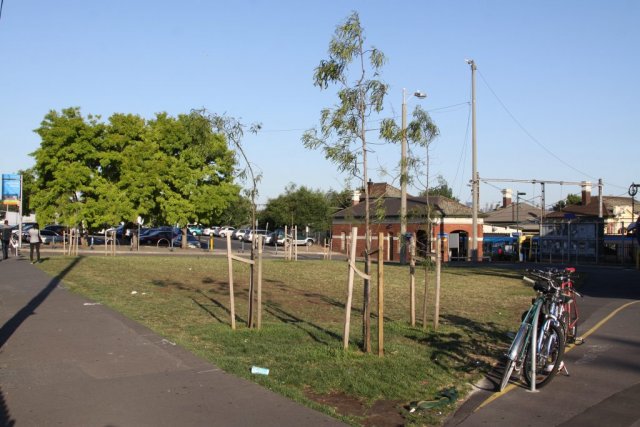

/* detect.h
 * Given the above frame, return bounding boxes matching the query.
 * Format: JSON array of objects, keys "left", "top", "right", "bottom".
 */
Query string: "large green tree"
[
  {"left": 302, "top": 11, "right": 388, "bottom": 352},
  {"left": 259, "top": 184, "right": 336, "bottom": 232},
  {"left": 31, "top": 107, "right": 105, "bottom": 227},
  {"left": 29, "top": 108, "right": 240, "bottom": 238}
]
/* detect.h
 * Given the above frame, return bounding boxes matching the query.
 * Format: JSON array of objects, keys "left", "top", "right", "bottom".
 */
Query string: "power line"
[{"left": 477, "top": 69, "right": 600, "bottom": 182}]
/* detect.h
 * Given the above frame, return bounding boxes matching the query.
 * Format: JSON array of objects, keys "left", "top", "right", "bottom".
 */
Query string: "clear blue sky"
[{"left": 1, "top": 1, "right": 638, "bottom": 210}]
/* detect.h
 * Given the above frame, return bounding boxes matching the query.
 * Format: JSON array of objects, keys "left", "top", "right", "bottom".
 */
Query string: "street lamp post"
[{"left": 400, "top": 88, "right": 426, "bottom": 264}]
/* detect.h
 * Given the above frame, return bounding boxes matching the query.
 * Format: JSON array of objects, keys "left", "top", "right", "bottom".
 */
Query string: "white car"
[
  {"left": 203, "top": 226, "right": 220, "bottom": 236},
  {"left": 218, "top": 226, "right": 235, "bottom": 238},
  {"left": 232, "top": 228, "right": 249, "bottom": 240},
  {"left": 244, "top": 229, "right": 269, "bottom": 242}
]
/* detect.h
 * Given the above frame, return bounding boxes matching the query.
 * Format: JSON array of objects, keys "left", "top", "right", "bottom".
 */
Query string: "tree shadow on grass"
[
  {"left": 264, "top": 301, "right": 343, "bottom": 345},
  {"left": 150, "top": 278, "right": 249, "bottom": 327},
  {"left": 405, "top": 314, "right": 509, "bottom": 377}
]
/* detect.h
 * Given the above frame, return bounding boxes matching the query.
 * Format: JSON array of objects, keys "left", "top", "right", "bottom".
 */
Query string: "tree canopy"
[
  {"left": 29, "top": 107, "right": 241, "bottom": 230},
  {"left": 259, "top": 184, "right": 349, "bottom": 232},
  {"left": 552, "top": 193, "right": 582, "bottom": 211},
  {"left": 419, "top": 175, "right": 458, "bottom": 202}
]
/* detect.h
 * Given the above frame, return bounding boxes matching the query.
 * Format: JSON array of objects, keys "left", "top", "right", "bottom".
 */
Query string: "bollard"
[{"left": 210, "top": 235, "right": 214, "bottom": 252}]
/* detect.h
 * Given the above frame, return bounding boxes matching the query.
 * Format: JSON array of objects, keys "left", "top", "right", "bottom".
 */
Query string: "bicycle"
[
  {"left": 528, "top": 267, "right": 581, "bottom": 344},
  {"left": 499, "top": 273, "right": 566, "bottom": 391}
]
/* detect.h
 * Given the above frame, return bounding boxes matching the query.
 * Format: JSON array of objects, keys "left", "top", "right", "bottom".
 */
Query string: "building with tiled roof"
[{"left": 331, "top": 182, "right": 483, "bottom": 261}]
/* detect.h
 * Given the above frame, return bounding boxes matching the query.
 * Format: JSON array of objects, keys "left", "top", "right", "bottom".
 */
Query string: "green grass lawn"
[{"left": 37, "top": 255, "right": 533, "bottom": 426}]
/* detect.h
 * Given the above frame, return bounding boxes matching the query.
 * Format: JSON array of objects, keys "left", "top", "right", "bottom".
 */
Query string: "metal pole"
[
  {"left": 468, "top": 59, "right": 479, "bottom": 262},
  {"left": 540, "top": 182, "right": 545, "bottom": 263},
  {"left": 530, "top": 301, "right": 541, "bottom": 393}
]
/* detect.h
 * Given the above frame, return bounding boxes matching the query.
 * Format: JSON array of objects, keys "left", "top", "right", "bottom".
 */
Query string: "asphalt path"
[{"left": 445, "top": 264, "right": 640, "bottom": 427}]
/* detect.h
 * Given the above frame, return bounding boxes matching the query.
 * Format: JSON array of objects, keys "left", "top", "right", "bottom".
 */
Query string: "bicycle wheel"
[
  {"left": 499, "top": 324, "right": 528, "bottom": 392},
  {"left": 524, "top": 322, "right": 565, "bottom": 388},
  {"left": 499, "top": 358, "right": 516, "bottom": 391}
]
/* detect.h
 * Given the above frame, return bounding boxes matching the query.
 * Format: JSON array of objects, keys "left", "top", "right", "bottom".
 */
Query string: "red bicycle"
[
  {"left": 557, "top": 267, "right": 581, "bottom": 344},
  {"left": 529, "top": 267, "right": 581, "bottom": 344}
]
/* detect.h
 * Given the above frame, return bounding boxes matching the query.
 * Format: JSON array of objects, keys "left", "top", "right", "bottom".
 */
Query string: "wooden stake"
[
  {"left": 343, "top": 226, "right": 358, "bottom": 350},
  {"left": 226, "top": 234, "right": 236, "bottom": 330},
  {"left": 377, "top": 232, "right": 384, "bottom": 357},
  {"left": 257, "top": 235, "right": 263, "bottom": 329},
  {"left": 248, "top": 238, "right": 255, "bottom": 328},
  {"left": 410, "top": 235, "right": 416, "bottom": 327},
  {"left": 422, "top": 257, "right": 430, "bottom": 330},
  {"left": 434, "top": 236, "right": 441, "bottom": 330}
]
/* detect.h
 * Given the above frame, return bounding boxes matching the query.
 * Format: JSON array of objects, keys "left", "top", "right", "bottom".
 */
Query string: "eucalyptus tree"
[
  {"left": 205, "top": 111, "right": 262, "bottom": 236},
  {"left": 302, "top": 11, "right": 388, "bottom": 351}
]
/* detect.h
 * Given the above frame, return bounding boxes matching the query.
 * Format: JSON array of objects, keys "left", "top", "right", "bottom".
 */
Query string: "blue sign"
[{"left": 2, "top": 174, "right": 21, "bottom": 205}]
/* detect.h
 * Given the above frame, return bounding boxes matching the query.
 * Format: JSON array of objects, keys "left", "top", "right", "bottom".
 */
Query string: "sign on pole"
[{"left": 1, "top": 174, "right": 21, "bottom": 205}]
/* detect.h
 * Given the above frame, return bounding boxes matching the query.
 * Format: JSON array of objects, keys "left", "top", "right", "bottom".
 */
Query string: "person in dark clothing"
[{"left": 1, "top": 220, "right": 12, "bottom": 260}]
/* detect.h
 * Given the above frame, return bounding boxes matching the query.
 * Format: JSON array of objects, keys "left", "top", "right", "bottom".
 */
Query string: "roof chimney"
[
  {"left": 502, "top": 189, "right": 513, "bottom": 208},
  {"left": 352, "top": 190, "right": 361, "bottom": 206},
  {"left": 581, "top": 181, "right": 592, "bottom": 206}
]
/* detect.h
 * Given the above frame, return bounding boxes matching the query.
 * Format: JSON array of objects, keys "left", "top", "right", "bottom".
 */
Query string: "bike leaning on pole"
[{"left": 499, "top": 271, "right": 567, "bottom": 392}]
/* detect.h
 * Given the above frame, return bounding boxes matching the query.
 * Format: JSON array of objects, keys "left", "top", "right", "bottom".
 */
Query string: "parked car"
[
  {"left": 266, "top": 230, "right": 284, "bottom": 246},
  {"left": 203, "top": 226, "right": 219, "bottom": 236},
  {"left": 139, "top": 229, "right": 179, "bottom": 246},
  {"left": 232, "top": 228, "right": 249, "bottom": 240},
  {"left": 39, "top": 229, "right": 65, "bottom": 245},
  {"left": 218, "top": 226, "right": 235, "bottom": 238},
  {"left": 172, "top": 233, "right": 203, "bottom": 249},
  {"left": 244, "top": 229, "right": 269, "bottom": 242},
  {"left": 268, "top": 229, "right": 315, "bottom": 246},
  {"left": 43, "top": 224, "right": 69, "bottom": 235},
  {"left": 291, "top": 234, "right": 315, "bottom": 246},
  {"left": 187, "top": 224, "right": 204, "bottom": 236}
]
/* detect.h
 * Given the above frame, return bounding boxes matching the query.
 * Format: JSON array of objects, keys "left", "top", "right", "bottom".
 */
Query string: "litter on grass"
[
  {"left": 408, "top": 388, "right": 458, "bottom": 413},
  {"left": 251, "top": 366, "right": 270, "bottom": 375}
]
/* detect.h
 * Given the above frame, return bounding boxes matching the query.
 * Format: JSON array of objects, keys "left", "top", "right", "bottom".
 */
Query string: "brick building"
[{"left": 330, "top": 182, "right": 483, "bottom": 261}]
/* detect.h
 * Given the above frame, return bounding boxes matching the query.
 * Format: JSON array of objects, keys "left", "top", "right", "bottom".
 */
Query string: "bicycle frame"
[{"left": 500, "top": 273, "right": 568, "bottom": 392}]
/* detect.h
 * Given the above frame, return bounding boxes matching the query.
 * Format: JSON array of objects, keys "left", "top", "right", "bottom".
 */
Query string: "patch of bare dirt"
[{"left": 305, "top": 390, "right": 406, "bottom": 427}]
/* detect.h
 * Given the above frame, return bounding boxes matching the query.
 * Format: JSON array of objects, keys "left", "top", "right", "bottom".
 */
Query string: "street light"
[
  {"left": 516, "top": 191, "right": 526, "bottom": 262},
  {"left": 400, "top": 88, "right": 427, "bottom": 264}
]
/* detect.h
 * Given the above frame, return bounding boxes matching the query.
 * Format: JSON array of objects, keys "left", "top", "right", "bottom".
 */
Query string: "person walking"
[
  {"left": 28, "top": 223, "right": 43, "bottom": 264},
  {"left": 1, "top": 220, "right": 12, "bottom": 260}
]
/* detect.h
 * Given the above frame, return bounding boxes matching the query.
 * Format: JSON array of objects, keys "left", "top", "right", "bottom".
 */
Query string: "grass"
[{"left": 37, "top": 255, "right": 533, "bottom": 426}]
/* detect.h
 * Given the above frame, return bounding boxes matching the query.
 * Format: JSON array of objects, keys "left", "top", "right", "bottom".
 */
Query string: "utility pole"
[{"left": 467, "top": 59, "right": 479, "bottom": 262}]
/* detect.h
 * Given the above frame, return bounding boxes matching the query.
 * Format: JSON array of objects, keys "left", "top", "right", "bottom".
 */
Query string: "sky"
[{"left": 1, "top": 0, "right": 639, "bottom": 211}]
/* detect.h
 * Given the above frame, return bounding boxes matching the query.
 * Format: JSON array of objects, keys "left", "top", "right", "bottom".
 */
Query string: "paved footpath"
[
  {"left": 0, "top": 257, "right": 346, "bottom": 427},
  {"left": 445, "top": 265, "right": 640, "bottom": 427}
]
